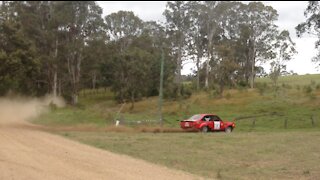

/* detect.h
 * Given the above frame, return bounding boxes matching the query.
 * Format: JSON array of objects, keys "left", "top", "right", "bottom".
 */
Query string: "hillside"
[
  {"left": 29, "top": 74, "right": 320, "bottom": 179},
  {"left": 33, "top": 74, "right": 320, "bottom": 131}
]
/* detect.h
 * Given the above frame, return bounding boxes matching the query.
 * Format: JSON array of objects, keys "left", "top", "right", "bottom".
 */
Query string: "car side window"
[
  {"left": 202, "top": 116, "right": 211, "bottom": 121},
  {"left": 213, "top": 116, "right": 221, "bottom": 121}
]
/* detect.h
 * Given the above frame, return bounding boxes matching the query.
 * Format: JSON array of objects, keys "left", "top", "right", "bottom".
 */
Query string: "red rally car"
[{"left": 180, "top": 114, "right": 235, "bottom": 133}]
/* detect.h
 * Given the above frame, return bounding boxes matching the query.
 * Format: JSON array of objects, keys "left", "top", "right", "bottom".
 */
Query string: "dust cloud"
[{"left": 0, "top": 95, "right": 65, "bottom": 125}]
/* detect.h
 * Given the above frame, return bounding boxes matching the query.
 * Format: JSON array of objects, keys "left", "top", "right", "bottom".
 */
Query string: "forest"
[{"left": 0, "top": 1, "right": 318, "bottom": 105}]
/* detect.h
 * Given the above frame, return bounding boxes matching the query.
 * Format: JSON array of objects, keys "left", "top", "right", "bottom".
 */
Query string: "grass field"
[
  {"left": 56, "top": 131, "right": 320, "bottom": 179},
  {"left": 32, "top": 74, "right": 320, "bottom": 179}
]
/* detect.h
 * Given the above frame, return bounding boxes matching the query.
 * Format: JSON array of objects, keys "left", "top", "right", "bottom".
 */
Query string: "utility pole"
[{"left": 158, "top": 47, "right": 164, "bottom": 127}]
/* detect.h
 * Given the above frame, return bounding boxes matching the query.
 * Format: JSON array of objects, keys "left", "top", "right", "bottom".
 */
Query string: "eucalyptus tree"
[
  {"left": 296, "top": 1, "right": 320, "bottom": 67},
  {"left": 20, "top": 1, "right": 63, "bottom": 97},
  {"left": 142, "top": 21, "right": 175, "bottom": 96},
  {"left": 201, "top": 1, "right": 225, "bottom": 89},
  {"left": 105, "top": 10, "right": 143, "bottom": 50},
  {"left": 82, "top": 32, "right": 109, "bottom": 90},
  {"left": 163, "top": 1, "right": 191, "bottom": 95},
  {"left": 104, "top": 11, "right": 145, "bottom": 103},
  {"left": 270, "top": 30, "right": 297, "bottom": 86},
  {"left": 53, "top": 1, "right": 104, "bottom": 105},
  {"left": 210, "top": 1, "right": 244, "bottom": 94},
  {"left": 243, "top": 2, "right": 279, "bottom": 88},
  {"left": 185, "top": 1, "right": 206, "bottom": 90}
]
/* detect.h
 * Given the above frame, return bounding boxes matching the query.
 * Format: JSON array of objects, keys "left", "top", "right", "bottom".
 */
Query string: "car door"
[
  {"left": 201, "top": 115, "right": 212, "bottom": 128},
  {"left": 212, "top": 115, "right": 223, "bottom": 131}
]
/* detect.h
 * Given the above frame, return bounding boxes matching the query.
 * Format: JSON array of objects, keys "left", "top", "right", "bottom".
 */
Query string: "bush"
[
  {"left": 256, "top": 82, "right": 268, "bottom": 95},
  {"left": 209, "top": 89, "right": 220, "bottom": 98},
  {"left": 282, "top": 83, "right": 292, "bottom": 89},
  {"left": 309, "top": 93, "right": 316, "bottom": 100},
  {"left": 304, "top": 85, "right": 313, "bottom": 94},
  {"left": 237, "top": 80, "right": 248, "bottom": 88},
  {"left": 225, "top": 92, "right": 231, "bottom": 100},
  {"left": 181, "top": 84, "right": 193, "bottom": 99},
  {"left": 163, "top": 83, "right": 192, "bottom": 100}
]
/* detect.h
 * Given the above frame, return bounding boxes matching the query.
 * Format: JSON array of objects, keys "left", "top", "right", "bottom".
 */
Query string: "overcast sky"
[{"left": 97, "top": 1, "right": 318, "bottom": 75}]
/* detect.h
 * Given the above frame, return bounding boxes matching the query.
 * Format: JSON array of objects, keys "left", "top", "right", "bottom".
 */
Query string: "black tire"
[
  {"left": 225, "top": 127, "right": 232, "bottom": 133},
  {"left": 201, "top": 126, "right": 209, "bottom": 133}
]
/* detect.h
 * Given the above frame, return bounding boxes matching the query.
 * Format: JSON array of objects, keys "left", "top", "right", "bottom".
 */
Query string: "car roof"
[{"left": 200, "top": 114, "right": 217, "bottom": 116}]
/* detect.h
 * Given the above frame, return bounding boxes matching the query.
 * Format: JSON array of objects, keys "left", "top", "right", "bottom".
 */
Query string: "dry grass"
[{"left": 58, "top": 130, "right": 320, "bottom": 179}]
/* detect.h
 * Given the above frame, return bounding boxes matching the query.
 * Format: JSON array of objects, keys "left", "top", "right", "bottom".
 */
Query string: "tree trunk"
[
  {"left": 205, "top": 58, "right": 210, "bottom": 89},
  {"left": 244, "top": 54, "right": 250, "bottom": 85},
  {"left": 52, "top": 39, "right": 59, "bottom": 97},
  {"left": 58, "top": 78, "right": 61, "bottom": 96},
  {"left": 67, "top": 50, "right": 81, "bottom": 105},
  {"left": 196, "top": 55, "right": 200, "bottom": 91},
  {"left": 250, "top": 57, "right": 255, "bottom": 89},
  {"left": 74, "top": 52, "right": 81, "bottom": 105},
  {"left": 219, "top": 79, "right": 224, "bottom": 98},
  {"left": 176, "top": 37, "right": 183, "bottom": 96},
  {"left": 130, "top": 92, "right": 135, "bottom": 110},
  {"left": 53, "top": 69, "right": 57, "bottom": 97},
  {"left": 205, "top": 30, "right": 214, "bottom": 89},
  {"left": 92, "top": 71, "right": 96, "bottom": 90},
  {"left": 250, "top": 39, "right": 256, "bottom": 89},
  {"left": 72, "top": 93, "right": 78, "bottom": 105}
]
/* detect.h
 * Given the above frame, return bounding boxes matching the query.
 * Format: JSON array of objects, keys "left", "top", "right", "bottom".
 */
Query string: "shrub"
[
  {"left": 282, "top": 83, "right": 292, "bottom": 89},
  {"left": 163, "top": 83, "right": 192, "bottom": 99},
  {"left": 181, "top": 84, "right": 192, "bottom": 99},
  {"left": 225, "top": 92, "right": 231, "bottom": 100},
  {"left": 256, "top": 82, "right": 268, "bottom": 95},
  {"left": 237, "top": 80, "right": 248, "bottom": 88},
  {"left": 304, "top": 85, "right": 313, "bottom": 94},
  {"left": 309, "top": 93, "right": 316, "bottom": 100}
]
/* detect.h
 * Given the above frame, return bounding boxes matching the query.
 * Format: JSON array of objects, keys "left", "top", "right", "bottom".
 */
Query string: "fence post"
[
  {"left": 252, "top": 118, "right": 256, "bottom": 129},
  {"left": 311, "top": 115, "right": 315, "bottom": 127},
  {"left": 284, "top": 118, "right": 288, "bottom": 129}
]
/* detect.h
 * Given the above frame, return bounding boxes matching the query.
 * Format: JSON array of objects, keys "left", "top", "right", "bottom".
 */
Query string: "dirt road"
[{"left": 0, "top": 98, "right": 202, "bottom": 180}]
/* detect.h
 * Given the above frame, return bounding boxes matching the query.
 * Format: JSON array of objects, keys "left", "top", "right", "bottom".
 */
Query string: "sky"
[{"left": 97, "top": 1, "right": 319, "bottom": 75}]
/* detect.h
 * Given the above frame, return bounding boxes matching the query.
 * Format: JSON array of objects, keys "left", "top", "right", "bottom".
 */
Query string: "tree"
[
  {"left": 185, "top": 1, "right": 205, "bottom": 90},
  {"left": 82, "top": 33, "right": 108, "bottom": 90},
  {"left": 201, "top": 1, "right": 221, "bottom": 89},
  {"left": 214, "top": 42, "right": 240, "bottom": 96},
  {"left": 163, "top": 1, "right": 190, "bottom": 95},
  {"left": 106, "top": 36, "right": 154, "bottom": 107},
  {"left": 0, "top": 1, "right": 40, "bottom": 95},
  {"left": 270, "top": 30, "right": 297, "bottom": 86},
  {"left": 296, "top": 1, "right": 320, "bottom": 67},
  {"left": 244, "top": 2, "right": 278, "bottom": 88},
  {"left": 54, "top": 1, "right": 104, "bottom": 105},
  {"left": 105, "top": 10, "right": 143, "bottom": 39},
  {"left": 104, "top": 11, "right": 144, "bottom": 102}
]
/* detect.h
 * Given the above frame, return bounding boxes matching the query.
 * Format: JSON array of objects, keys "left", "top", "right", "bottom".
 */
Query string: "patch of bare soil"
[{"left": 0, "top": 97, "right": 202, "bottom": 180}]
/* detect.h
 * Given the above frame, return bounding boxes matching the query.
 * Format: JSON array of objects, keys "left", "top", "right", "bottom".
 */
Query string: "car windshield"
[{"left": 187, "top": 114, "right": 202, "bottom": 121}]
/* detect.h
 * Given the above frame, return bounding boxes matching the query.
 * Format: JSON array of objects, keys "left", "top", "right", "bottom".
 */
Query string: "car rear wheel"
[
  {"left": 201, "top": 126, "right": 209, "bottom": 133},
  {"left": 225, "top": 127, "right": 232, "bottom": 133}
]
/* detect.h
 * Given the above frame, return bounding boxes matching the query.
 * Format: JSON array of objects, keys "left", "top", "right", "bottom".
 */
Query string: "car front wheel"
[{"left": 225, "top": 127, "right": 232, "bottom": 133}]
